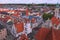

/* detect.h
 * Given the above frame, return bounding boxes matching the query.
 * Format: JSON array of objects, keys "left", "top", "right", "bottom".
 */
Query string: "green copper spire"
[
  {"left": 56, "top": 3, "right": 59, "bottom": 8},
  {"left": 44, "top": 3, "right": 47, "bottom": 7}
]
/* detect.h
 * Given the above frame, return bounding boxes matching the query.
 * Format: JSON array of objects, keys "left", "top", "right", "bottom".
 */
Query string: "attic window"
[
  {"left": 7, "top": 21, "right": 13, "bottom": 25},
  {"left": 0, "top": 24, "right": 4, "bottom": 30},
  {"left": 21, "top": 11, "right": 26, "bottom": 16}
]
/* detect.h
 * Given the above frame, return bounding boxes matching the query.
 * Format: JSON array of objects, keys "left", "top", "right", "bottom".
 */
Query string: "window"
[
  {"left": 21, "top": 11, "right": 26, "bottom": 16},
  {"left": 59, "top": 9, "right": 60, "bottom": 16}
]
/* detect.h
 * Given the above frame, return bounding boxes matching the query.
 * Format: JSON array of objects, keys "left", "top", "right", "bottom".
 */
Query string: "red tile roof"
[
  {"left": 12, "top": 13, "right": 19, "bottom": 17},
  {"left": 14, "top": 22, "right": 24, "bottom": 33},
  {"left": 35, "top": 28, "right": 50, "bottom": 40},
  {"left": 20, "top": 34, "right": 28, "bottom": 40},
  {"left": 52, "top": 28, "right": 60, "bottom": 40},
  {"left": 26, "top": 9, "right": 29, "bottom": 16},
  {"left": 31, "top": 18, "right": 36, "bottom": 23},
  {"left": 51, "top": 17, "right": 60, "bottom": 26},
  {"left": 35, "top": 27, "right": 60, "bottom": 40}
]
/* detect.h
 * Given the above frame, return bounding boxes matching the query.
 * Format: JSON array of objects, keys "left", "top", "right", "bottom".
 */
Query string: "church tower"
[{"left": 54, "top": 3, "right": 60, "bottom": 18}]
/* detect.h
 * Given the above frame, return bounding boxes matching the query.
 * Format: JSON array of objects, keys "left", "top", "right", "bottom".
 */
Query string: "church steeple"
[
  {"left": 44, "top": 3, "right": 47, "bottom": 7},
  {"left": 56, "top": 3, "right": 59, "bottom": 8}
]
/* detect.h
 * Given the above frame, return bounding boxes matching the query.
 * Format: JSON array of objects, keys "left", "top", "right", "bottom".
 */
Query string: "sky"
[{"left": 0, "top": 0, "right": 60, "bottom": 4}]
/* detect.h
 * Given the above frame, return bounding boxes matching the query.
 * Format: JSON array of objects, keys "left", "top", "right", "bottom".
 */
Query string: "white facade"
[
  {"left": 55, "top": 8, "right": 60, "bottom": 18},
  {"left": 24, "top": 23, "right": 32, "bottom": 34}
]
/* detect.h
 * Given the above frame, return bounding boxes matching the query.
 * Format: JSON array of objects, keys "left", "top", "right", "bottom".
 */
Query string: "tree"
[{"left": 42, "top": 13, "right": 53, "bottom": 21}]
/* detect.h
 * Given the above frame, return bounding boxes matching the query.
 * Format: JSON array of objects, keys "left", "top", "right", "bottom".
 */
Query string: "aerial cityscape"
[{"left": 0, "top": 4, "right": 60, "bottom": 40}]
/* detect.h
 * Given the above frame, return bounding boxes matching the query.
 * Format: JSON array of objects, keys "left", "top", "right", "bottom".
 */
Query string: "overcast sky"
[{"left": 0, "top": 0, "right": 60, "bottom": 4}]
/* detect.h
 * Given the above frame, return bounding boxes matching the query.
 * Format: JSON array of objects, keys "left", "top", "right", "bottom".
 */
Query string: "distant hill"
[
  {"left": 0, "top": 4, "right": 60, "bottom": 6},
  {"left": 0, "top": 4, "right": 60, "bottom": 8}
]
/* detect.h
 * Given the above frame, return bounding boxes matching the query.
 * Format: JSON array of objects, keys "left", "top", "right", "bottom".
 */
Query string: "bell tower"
[{"left": 54, "top": 3, "right": 59, "bottom": 18}]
